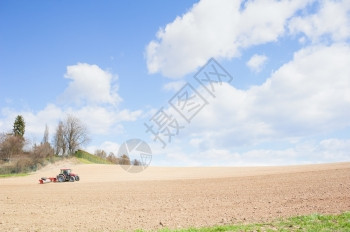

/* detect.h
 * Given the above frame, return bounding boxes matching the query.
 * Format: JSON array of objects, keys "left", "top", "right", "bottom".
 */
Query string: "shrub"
[
  {"left": 107, "top": 152, "right": 119, "bottom": 164},
  {"left": 119, "top": 154, "right": 131, "bottom": 165},
  {"left": 15, "top": 157, "right": 35, "bottom": 173},
  {"left": 132, "top": 159, "right": 141, "bottom": 166},
  {"left": 94, "top": 149, "right": 107, "bottom": 159},
  {"left": 0, "top": 134, "right": 24, "bottom": 162},
  {"left": 32, "top": 142, "right": 54, "bottom": 163}
]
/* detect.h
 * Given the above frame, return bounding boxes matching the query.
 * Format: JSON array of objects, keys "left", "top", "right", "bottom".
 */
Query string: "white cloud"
[
  {"left": 0, "top": 104, "right": 63, "bottom": 144},
  {"left": 0, "top": 63, "right": 143, "bottom": 145},
  {"left": 289, "top": 0, "right": 350, "bottom": 43},
  {"left": 151, "top": 137, "right": 350, "bottom": 166},
  {"left": 246, "top": 54, "right": 268, "bottom": 72},
  {"left": 182, "top": 43, "right": 350, "bottom": 150},
  {"left": 116, "top": 109, "right": 143, "bottom": 122},
  {"left": 0, "top": 104, "right": 143, "bottom": 141},
  {"left": 86, "top": 141, "right": 120, "bottom": 155},
  {"left": 65, "top": 106, "right": 120, "bottom": 135},
  {"left": 60, "top": 63, "right": 121, "bottom": 105},
  {"left": 146, "top": 0, "right": 310, "bottom": 78},
  {"left": 163, "top": 81, "right": 186, "bottom": 92},
  {"left": 318, "top": 138, "right": 350, "bottom": 160}
]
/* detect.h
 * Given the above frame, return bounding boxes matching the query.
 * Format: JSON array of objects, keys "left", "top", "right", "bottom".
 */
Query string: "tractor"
[{"left": 56, "top": 168, "right": 80, "bottom": 182}]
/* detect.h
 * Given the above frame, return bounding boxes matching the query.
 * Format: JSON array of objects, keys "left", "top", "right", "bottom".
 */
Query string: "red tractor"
[{"left": 56, "top": 168, "right": 80, "bottom": 182}]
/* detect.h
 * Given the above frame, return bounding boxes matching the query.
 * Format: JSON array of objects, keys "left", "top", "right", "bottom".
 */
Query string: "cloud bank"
[{"left": 146, "top": 0, "right": 311, "bottom": 78}]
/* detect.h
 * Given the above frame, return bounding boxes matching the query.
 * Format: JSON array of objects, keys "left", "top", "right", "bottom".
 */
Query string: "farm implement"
[
  {"left": 39, "top": 177, "right": 57, "bottom": 184},
  {"left": 39, "top": 168, "right": 80, "bottom": 184}
]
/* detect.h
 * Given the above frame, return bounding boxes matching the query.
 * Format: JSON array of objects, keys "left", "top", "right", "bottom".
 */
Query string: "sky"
[{"left": 1, "top": 0, "right": 350, "bottom": 166}]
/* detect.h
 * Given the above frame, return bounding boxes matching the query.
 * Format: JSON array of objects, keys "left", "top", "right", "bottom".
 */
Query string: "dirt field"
[{"left": 1, "top": 162, "right": 349, "bottom": 231}]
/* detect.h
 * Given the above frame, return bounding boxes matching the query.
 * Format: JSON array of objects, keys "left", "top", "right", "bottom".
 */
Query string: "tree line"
[
  {"left": 0, "top": 115, "right": 90, "bottom": 161},
  {"left": 0, "top": 114, "right": 140, "bottom": 174},
  {"left": 0, "top": 115, "right": 91, "bottom": 174},
  {"left": 94, "top": 149, "right": 141, "bottom": 166}
]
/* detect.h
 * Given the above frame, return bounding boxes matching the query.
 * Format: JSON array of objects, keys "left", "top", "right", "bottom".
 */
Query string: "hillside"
[{"left": 74, "top": 149, "right": 113, "bottom": 164}]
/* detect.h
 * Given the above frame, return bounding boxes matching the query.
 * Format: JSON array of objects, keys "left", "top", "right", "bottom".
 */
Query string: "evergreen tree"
[{"left": 13, "top": 115, "right": 25, "bottom": 137}]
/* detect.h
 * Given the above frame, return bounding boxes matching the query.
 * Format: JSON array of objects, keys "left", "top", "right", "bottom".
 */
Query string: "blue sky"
[{"left": 1, "top": 0, "right": 350, "bottom": 166}]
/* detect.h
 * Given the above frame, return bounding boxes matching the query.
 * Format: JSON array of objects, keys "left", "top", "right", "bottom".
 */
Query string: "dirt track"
[{"left": 1, "top": 162, "right": 350, "bottom": 231}]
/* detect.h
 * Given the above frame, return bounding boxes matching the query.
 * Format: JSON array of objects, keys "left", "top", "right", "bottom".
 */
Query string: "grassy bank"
[
  {"left": 74, "top": 150, "right": 113, "bottom": 164},
  {"left": 0, "top": 173, "right": 29, "bottom": 178},
  {"left": 152, "top": 211, "right": 350, "bottom": 232}
]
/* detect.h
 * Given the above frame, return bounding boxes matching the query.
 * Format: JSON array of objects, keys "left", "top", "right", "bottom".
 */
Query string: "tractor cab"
[{"left": 60, "top": 168, "right": 71, "bottom": 176}]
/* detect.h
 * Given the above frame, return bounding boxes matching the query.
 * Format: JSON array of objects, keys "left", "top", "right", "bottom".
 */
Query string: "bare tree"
[
  {"left": 0, "top": 133, "right": 24, "bottom": 161},
  {"left": 53, "top": 121, "right": 66, "bottom": 156},
  {"left": 107, "top": 152, "right": 119, "bottom": 164},
  {"left": 95, "top": 149, "right": 107, "bottom": 159},
  {"left": 32, "top": 142, "right": 54, "bottom": 162},
  {"left": 119, "top": 154, "right": 130, "bottom": 165},
  {"left": 132, "top": 159, "right": 141, "bottom": 166},
  {"left": 63, "top": 115, "right": 90, "bottom": 155}
]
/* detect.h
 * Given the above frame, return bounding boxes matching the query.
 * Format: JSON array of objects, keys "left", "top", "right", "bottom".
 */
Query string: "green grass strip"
[
  {"left": 0, "top": 173, "right": 29, "bottom": 178},
  {"left": 74, "top": 149, "right": 113, "bottom": 164},
  {"left": 133, "top": 211, "right": 350, "bottom": 232}
]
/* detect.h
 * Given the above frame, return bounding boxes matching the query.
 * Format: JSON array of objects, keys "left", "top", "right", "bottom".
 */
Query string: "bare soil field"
[{"left": 0, "top": 162, "right": 349, "bottom": 231}]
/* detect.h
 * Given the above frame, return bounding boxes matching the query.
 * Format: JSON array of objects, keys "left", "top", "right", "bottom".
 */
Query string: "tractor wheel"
[
  {"left": 69, "top": 176, "right": 75, "bottom": 182},
  {"left": 57, "top": 175, "right": 65, "bottom": 182},
  {"left": 75, "top": 176, "right": 80, "bottom": 181}
]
